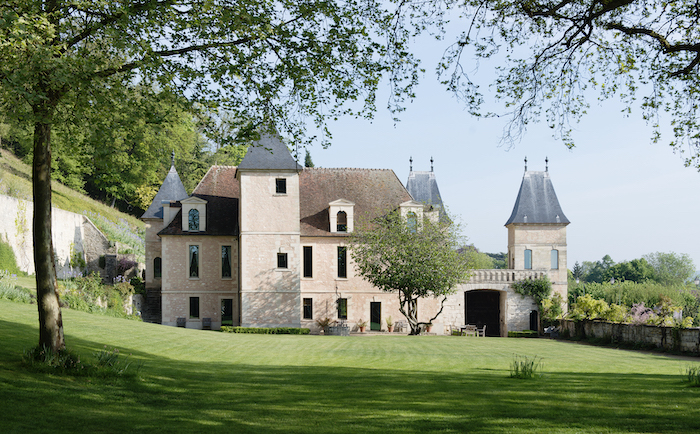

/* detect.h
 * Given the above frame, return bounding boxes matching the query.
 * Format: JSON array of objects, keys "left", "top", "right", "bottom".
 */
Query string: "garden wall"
[
  {"left": 0, "top": 194, "right": 115, "bottom": 279},
  {"left": 560, "top": 319, "right": 700, "bottom": 355}
]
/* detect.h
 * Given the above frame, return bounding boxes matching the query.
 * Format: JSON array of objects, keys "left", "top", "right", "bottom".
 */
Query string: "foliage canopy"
[{"left": 393, "top": 0, "right": 700, "bottom": 166}]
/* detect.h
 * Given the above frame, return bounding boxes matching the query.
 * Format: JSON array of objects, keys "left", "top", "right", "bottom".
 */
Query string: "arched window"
[
  {"left": 524, "top": 249, "right": 532, "bottom": 269},
  {"left": 337, "top": 211, "right": 347, "bottom": 232},
  {"left": 551, "top": 250, "right": 559, "bottom": 270},
  {"left": 154, "top": 257, "right": 162, "bottom": 279},
  {"left": 407, "top": 212, "right": 417, "bottom": 233},
  {"left": 188, "top": 209, "right": 199, "bottom": 231}
]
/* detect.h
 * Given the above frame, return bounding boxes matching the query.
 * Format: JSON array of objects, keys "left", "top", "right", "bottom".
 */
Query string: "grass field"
[{"left": 2, "top": 300, "right": 699, "bottom": 433}]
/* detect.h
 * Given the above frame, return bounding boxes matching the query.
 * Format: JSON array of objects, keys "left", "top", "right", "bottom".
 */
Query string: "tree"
[
  {"left": 350, "top": 210, "right": 471, "bottom": 335},
  {"left": 603, "top": 258, "right": 656, "bottom": 283},
  {"left": 394, "top": 0, "right": 700, "bottom": 167},
  {"left": 0, "top": 0, "right": 418, "bottom": 352},
  {"left": 304, "top": 149, "right": 315, "bottom": 168},
  {"left": 643, "top": 252, "right": 696, "bottom": 286}
]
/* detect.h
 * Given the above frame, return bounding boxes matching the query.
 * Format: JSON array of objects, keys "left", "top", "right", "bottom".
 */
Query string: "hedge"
[{"left": 220, "top": 326, "right": 310, "bottom": 335}]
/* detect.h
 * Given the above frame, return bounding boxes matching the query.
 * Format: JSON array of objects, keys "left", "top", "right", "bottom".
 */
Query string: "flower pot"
[
  {"left": 359, "top": 326, "right": 366, "bottom": 333},
  {"left": 426, "top": 325, "right": 433, "bottom": 333},
  {"left": 387, "top": 325, "right": 394, "bottom": 333}
]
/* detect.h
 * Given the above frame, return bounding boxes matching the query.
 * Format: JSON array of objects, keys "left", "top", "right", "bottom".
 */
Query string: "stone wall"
[
  {"left": 0, "top": 194, "right": 115, "bottom": 278},
  {"left": 560, "top": 319, "right": 700, "bottom": 354}
]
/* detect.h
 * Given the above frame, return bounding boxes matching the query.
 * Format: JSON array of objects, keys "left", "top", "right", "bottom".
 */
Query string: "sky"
[{"left": 306, "top": 32, "right": 700, "bottom": 271}]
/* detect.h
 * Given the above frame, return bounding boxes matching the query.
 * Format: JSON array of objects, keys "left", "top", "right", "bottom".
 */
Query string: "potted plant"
[
  {"left": 426, "top": 322, "right": 433, "bottom": 333},
  {"left": 357, "top": 319, "right": 368, "bottom": 333},
  {"left": 386, "top": 316, "right": 394, "bottom": 333},
  {"left": 316, "top": 317, "right": 334, "bottom": 334}
]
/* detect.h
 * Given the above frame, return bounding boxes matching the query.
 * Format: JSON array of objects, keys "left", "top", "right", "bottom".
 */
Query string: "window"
[
  {"left": 277, "top": 252, "right": 288, "bottom": 269},
  {"left": 303, "top": 298, "right": 313, "bottom": 319},
  {"left": 189, "top": 245, "right": 199, "bottom": 278},
  {"left": 337, "top": 246, "right": 347, "bottom": 278},
  {"left": 303, "top": 246, "right": 313, "bottom": 278},
  {"left": 222, "top": 246, "right": 232, "bottom": 278},
  {"left": 337, "top": 211, "right": 347, "bottom": 232},
  {"left": 551, "top": 249, "right": 559, "bottom": 270},
  {"left": 188, "top": 208, "right": 200, "bottom": 231},
  {"left": 154, "top": 257, "right": 162, "bottom": 279},
  {"left": 524, "top": 249, "right": 532, "bottom": 270},
  {"left": 337, "top": 298, "right": 347, "bottom": 320},
  {"left": 190, "top": 297, "right": 200, "bottom": 319},
  {"left": 276, "top": 178, "right": 287, "bottom": 194},
  {"left": 407, "top": 212, "right": 417, "bottom": 233}
]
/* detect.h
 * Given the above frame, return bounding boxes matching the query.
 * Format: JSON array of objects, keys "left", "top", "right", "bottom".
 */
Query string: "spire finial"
[
  {"left": 430, "top": 156, "right": 434, "bottom": 172},
  {"left": 409, "top": 156, "right": 413, "bottom": 172},
  {"left": 524, "top": 156, "right": 528, "bottom": 172},
  {"left": 171, "top": 150, "right": 175, "bottom": 167},
  {"left": 545, "top": 156, "right": 549, "bottom": 172}
]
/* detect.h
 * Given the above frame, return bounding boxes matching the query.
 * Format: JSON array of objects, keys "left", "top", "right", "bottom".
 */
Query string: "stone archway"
[{"left": 465, "top": 289, "right": 505, "bottom": 337}]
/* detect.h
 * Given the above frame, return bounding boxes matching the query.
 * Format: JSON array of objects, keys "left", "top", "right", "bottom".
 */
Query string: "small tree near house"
[{"left": 350, "top": 210, "right": 471, "bottom": 335}]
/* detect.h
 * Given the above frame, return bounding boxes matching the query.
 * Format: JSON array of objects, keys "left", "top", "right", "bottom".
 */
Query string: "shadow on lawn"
[{"left": 2, "top": 319, "right": 699, "bottom": 433}]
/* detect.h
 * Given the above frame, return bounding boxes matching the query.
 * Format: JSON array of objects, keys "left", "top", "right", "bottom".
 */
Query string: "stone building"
[{"left": 142, "top": 138, "right": 569, "bottom": 335}]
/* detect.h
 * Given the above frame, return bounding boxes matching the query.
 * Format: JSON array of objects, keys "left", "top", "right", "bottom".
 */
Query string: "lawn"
[{"left": 1, "top": 300, "right": 699, "bottom": 433}]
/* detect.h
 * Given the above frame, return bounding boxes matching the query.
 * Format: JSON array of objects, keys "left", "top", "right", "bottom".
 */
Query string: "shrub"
[
  {"left": 508, "top": 330, "right": 539, "bottom": 338},
  {"left": 510, "top": 354, "right": 543, "bottom": 379},
  {"left": 220, "top": 326, "right": 310, "bottom": 335},
  {"left": 683, "top": 365, "right": 700, "bottom": 387},
  {"left": 0, "top": 269, "right": 31, "bottom": 303},
  {"left": 0, "top": 237, "right": 20, "bottom": 274},
  {"left": 512, "top": 276, "right": 552, "bottom": 307},
  {"left": 568, "top": 294, "right": 609, "bottom": 320}
]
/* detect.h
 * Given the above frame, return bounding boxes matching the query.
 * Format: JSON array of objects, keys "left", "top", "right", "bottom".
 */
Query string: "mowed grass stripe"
[{"left": 1, "top": 299, "right": 699, "bottom": 433}]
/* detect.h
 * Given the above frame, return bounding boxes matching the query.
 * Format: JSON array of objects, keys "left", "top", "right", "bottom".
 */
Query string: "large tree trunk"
[{"left": 33, "top": 112, "right": 65, "bottom": 352}]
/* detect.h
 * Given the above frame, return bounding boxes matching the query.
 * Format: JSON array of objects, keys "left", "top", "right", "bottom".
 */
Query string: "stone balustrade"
[{"left": 468, "top": 269, "right": 548, "bottom": 284}]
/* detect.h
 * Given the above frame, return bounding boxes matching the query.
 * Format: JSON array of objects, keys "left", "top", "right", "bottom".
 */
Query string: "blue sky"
[{"left": 307, "top": 32, "right": 700, "bottom": 271}]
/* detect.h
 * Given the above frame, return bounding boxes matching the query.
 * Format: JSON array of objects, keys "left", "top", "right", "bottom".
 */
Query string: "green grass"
[
  {"left": 2, "top": 299, "right": 700, "bottom": 433},
  {"left": 0, "top": 149, "right": 144, "bottom": 259}
]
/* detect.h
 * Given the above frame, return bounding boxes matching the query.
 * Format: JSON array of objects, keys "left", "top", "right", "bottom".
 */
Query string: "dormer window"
[
  {"left": 337, "top": 211, "right": 347, "bottom": 232},
  {"left": 180, "top": 196, "right": 207, "bottom": 232},
  {"left": 188, "top": 209, "right": 199, "bottom": 231},
  {"left": 329, "top": 199, "right": 355, "bottom": 233}
]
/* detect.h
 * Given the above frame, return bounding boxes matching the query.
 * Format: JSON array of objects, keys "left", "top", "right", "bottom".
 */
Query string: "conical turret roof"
[
  {"left": 505, "top": 171, "right": 569, "bottom": 225},
  {"left": 141, "top": 165, "right": 189, "bottom": 219}
]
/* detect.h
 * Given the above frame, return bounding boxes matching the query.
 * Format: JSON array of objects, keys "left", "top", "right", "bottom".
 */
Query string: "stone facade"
[{"left": 145, "top": 143, "right": 570, "bottom": 334}]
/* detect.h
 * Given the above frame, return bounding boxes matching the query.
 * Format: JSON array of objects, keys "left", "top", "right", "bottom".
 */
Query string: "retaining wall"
[{"left": 560, "top": 319, "right": 700, "bottom": 355}]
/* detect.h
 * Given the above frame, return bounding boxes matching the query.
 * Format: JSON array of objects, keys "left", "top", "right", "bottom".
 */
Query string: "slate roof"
[
  {"left": 157, "top": 166, "right": 411, "bottom": 237},
  {"left": 141, "top": 165, "right": 189, "bottom": 219},
  {"left": 505, "top": 171, "right": 570, "bottom": 225},
  {"left": 237, "top": 131, "right": 303, "bottom": 171},
  {"left": 299, "top": 168, "right": 413, "bottom": 237},
  {"left": 406, "top": 170, "right": 445, "bottom": 210},
  {"left": 158, "top": 166, "right": 239, "bottom": 236}
]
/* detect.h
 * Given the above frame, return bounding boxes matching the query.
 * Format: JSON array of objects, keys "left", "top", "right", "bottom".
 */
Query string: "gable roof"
[
  {"left": 406, "top": 170, "right": 445, "bottom": 210},
  {"left": 299, "top": 168, "right": 413, "bottom": 236},
  {"left": 237, "top": 131, "right": 303, "bottom": 171},
  {"left": 158, "top": 166, "right": 239, "bottom": 236},
  {"left": 505, "top": 171, "right": 570, "bottom": 226},
  {"left": 141, "top": 165, "right": 189, "bottom": 219}
]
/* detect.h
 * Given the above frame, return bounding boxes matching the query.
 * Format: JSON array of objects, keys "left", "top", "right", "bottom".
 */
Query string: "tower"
[
  {"left": 140, "top": 154, "right": 188, "bottom": 322},
  {"left": 236, "top": 131, "right": 303, "bottom": 327},
  {"left": 505, "top": 158, "right": 570, "bottom": 301}
]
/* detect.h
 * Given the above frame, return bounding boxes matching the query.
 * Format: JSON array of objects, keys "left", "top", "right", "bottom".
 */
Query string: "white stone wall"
[{"left": 0, "top": 194, "right": 111, "bottom": 277}]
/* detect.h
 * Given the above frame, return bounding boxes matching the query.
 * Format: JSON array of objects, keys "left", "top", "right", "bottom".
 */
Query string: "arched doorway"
[{"left": 465, "top": 290, "right": 501, "bottom": 337}]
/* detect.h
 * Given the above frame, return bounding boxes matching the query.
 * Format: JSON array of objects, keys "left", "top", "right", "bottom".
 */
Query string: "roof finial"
[
  {"left": 545, "top": 156, "right": 549, "bottom": 172},
  {"left": 524, "top": 156, "right": 528, "bottom": 172},
  {"left": 430, "top": 156, "right": 434, "bottom": 172},
  {"left": 409, "top": 156, "right": 413, "bottom": 172},
  {"left": 171, "top": 150, "right": 175, "bottom": 167}
]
